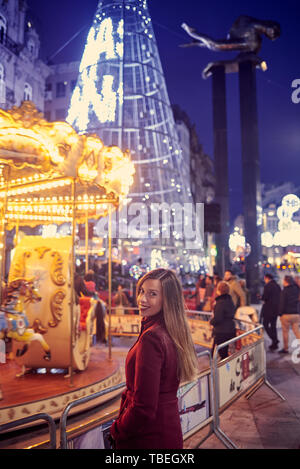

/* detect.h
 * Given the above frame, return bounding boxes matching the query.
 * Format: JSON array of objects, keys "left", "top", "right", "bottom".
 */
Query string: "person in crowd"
[
  {"left": 76, "top": 268, "right": 107, "bottom": 343},
  {"left": 239, "top": 279, "right": 251, "bottom": 306},
  {"left": 76, "top": 259, "right": 86, "bottom": 275},
  {"left": 109, "top": 268, "right": 198, "bottom": 449},
  {"left": 91, "top": 258, "right": 101, "bottom": 290},
  {"left": 295, "top": 276, "right": 300, "bottom": 312},
  {"left": 278, "top": 275, "right": 300, "bottom": 354},
  {"left": 195, "top": 274, "right": 206, "bottom": 310},
  {"left": 210, "top": 275, "right": 222, "bottom": 310},
  {"left": 95, "top": 299, "right": 107, "bottom": 344},
  {"left": 294, "top": 275, "right": 300, "bottom": 298},
  {"left": 261, "top": 273, "right": 281, "bottom": 351},
  {"left": 74, "top": 270, "right": 94, "bottom": 304},
  {"left": 113, "top": 284, "right": 131, "bottom": 314},
  {"left": 224, "top": 269, "right": 246, "bottom": 310},
  {"left": 200, "top": 275, "right": 214, "bottom": 311},
  {"left": 84, "top": 270, "right": 96, "bottom": 293},
  {"left": 210, "top": 281, "right": 236, "bottom": 360},
  {"left": 260, "top": 273, "right": 281, "bottom": 351}
]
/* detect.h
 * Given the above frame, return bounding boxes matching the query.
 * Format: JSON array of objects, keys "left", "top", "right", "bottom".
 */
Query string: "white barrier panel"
[
  {"left": 108, "top": 311, "right": 261, "bottom": 352},
  {"left": 188, "top": 318, "right": 214, "bottom": 348},
  {"left": 217, "top": 338, "right": 265, "bottom": 408},
  {"left": 178, "top": 372, "right": 211, "bottom": 438},
  {"left": 109, "top": 310, "right": 214, "bottom": 348},
  {"left": 110, "top": 314, "right": 140, "bottom": 336},
  {"left": 69, "top": 418, "right": 114, "bottom": 449}
]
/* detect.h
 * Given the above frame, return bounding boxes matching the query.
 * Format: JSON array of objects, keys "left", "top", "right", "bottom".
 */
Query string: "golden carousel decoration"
[{"left": 0, "top": 102, "right": 134, "bottom": 425}]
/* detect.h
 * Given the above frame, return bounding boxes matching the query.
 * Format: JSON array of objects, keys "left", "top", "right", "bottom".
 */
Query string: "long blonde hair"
[{"left": 136, "top": 268, "right": 198, "bottom": 383}]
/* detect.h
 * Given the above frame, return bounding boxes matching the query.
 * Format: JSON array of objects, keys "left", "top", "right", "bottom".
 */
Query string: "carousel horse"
[
  {"left": 0, "top": 278, "right": 51, "bottom": 364},
  {"left": 7, "top": 236, "right": 99, "bottom": 372}
]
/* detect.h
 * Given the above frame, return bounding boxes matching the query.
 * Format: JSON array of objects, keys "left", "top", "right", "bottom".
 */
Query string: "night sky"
[{"left": 27, "top": 0, "right": 300, "bottom": 224}]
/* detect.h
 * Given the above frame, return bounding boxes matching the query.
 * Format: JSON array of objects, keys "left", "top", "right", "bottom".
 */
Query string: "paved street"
[
  {"left": 184, "top": 326, "right": 300, "bottom": 449},
  {"left": 108, "top": 320, "right": 300, "bottom": 450}
]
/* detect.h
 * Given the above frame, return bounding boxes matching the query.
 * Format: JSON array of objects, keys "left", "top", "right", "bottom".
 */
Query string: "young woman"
[
  {"left": 109, "top": 268, "right": 198, "bottom": 449},
  {"left": 210, "top": 280, "right": 236, "bottom": 360}
]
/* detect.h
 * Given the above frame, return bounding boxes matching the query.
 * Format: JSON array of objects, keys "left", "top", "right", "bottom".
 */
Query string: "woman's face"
[{"left": 137, "top": 278, "right": 163, "bottom": 317}]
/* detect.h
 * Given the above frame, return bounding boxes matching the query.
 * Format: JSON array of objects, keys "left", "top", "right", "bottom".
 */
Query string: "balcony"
[{"left": 0, "top": 34, "right": 20, "bottom": 56}]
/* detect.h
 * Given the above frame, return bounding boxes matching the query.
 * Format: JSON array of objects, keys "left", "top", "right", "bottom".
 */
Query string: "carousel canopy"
[{"left": 0, "top": 101, "right": 135, "bottom": 228}]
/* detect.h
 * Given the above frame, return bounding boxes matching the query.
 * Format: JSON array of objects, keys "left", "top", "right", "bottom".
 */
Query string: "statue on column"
[
  {"left": 181, "top": 15, "right": 280, "bottom": 77},
  {"left": 181, "top": 16, "right": 280, "bottom": 53},
  {"left": 181, "top": 15, "right": 280, "bottom": 300}
]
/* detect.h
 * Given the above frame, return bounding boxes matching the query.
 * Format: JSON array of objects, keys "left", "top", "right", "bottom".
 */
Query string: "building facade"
[
  {"left": 172, "top": 104, "right": 215, "bottom": 206},
  {"left": 0, "top": 0, "right": 49, "bottom": 112},
  {"left": 44, "top": 61, "right": 79, "bottom": 122},
  {"left": 231, "top": 182, "right": 300, "bottom": 271}
]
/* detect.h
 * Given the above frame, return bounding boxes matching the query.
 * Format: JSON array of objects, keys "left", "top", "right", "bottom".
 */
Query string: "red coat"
[{"left": 110, "top": 311, "right": 183, "bottom": 449}]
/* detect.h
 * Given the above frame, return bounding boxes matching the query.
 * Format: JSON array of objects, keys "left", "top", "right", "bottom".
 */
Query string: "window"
[
  {"left": 24, "top": 82, "right": 32, "bottom": 101},
  {"left": 27, "top": 38, "right": 35, "bottom": 55},
  {"left": 45, "top": 82, "right": 52, "bottom": 101},
  {"left": 56, "top": 82, "right": 67, "bottom": 98},
  {"left": 44, "top": 111, "right": 51, "bottom": 122},
  {"left": 0, "top": 63, "right": 4, "bottom": 82},
  {"left": 55, "top": 108, "right": 66, "bottom": 120},
  {"left": 0, "top": 15, "right": 7, "bottom": 44}
]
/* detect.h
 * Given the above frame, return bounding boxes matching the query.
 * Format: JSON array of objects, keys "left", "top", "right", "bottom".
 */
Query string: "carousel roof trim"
[{"left": 0, "top": 102, "right": 135, "bottom": 228}]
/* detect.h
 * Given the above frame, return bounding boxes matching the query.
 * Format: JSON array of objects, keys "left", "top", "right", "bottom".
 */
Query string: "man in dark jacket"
[
  {"left": 278, "top": 275, "right": 300, "bottom": 354},
  {"left": 261, "top": 273, "right": 281, "bottom": 351}
]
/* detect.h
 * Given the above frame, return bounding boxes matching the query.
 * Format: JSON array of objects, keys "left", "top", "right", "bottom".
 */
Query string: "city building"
[
  {"left": 172, "top": 104, "right": 215, "bottom": 206},
  {"left": 172, "top": 104, "right": 216, "bottom": 274},
  {"left": 0, "top": 0, "right": 50, "bottom": 112},
  {"left": 230, "top": 182, "right": 300, "bottom": 271},
  {"left": 44, "top": 61, "right": 79, "bottom": 122}
]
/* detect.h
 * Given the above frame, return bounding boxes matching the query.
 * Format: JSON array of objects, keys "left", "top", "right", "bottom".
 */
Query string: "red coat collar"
[{"left": 141, "top": 311, "right": 164, "bottom": 332}]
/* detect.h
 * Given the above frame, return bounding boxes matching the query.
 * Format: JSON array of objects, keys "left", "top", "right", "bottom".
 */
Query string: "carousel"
[{"left": 0, "top": 101, "right": 135, "bottom": 426}]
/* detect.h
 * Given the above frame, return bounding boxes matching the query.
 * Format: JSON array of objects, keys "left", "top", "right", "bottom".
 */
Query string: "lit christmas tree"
[{"left": 67, "top": 0, "right": 200, "bottom": 268}]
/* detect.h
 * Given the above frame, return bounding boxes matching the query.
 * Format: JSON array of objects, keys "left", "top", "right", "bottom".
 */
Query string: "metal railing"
[
  {"left": 212, "top": 325, "right": 285, "bottom": 449},
  {"left": 0, "top": 314, "right": 286, "bottom": 450},
  {"left": 0, "top": 413, "right": 56, "bottom": 449},
  {"left": 59, "top": 381, "right": 126, "bottom": 449},
  {"left": 191, "top": 349, "right": 215, "bottom": 447},
  {"left": 60, "top": 350, "right": 213, "bottom": 449}
]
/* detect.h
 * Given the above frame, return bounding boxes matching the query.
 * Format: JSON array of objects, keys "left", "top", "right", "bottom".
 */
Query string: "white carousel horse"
[{"left": 0, "top": 278, "right": 51, "bottom": 376}]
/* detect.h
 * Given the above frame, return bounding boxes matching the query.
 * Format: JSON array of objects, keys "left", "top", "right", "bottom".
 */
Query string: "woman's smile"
[{"left": 137, "top": 279, "right": 163, "bottom": 317}]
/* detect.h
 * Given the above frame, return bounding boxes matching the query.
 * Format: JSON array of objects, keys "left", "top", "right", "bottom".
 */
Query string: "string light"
[{"left": 67, "top": 17, "right": 124, "bottom": 132}]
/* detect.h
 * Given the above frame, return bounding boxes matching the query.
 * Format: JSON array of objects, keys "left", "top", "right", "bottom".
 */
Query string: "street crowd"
[
  {"left": 194, "top": 269, "right": 300, "bottom": 357},
  {"left": 74, "top": 258, "right": 300, "bottom": 360}
]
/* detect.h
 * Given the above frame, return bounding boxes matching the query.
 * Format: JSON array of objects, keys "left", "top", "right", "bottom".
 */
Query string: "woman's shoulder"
[
  {"left": 215, "top": 293, "right": 231, "bottom": 302},
  {"left": 140, "top": 322, "right": 171, "bottom": 347},
  {"left": 215, "top": 294, "right": 235, "bottom": 310}
]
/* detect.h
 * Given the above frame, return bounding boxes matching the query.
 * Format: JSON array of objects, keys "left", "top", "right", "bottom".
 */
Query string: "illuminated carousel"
[{"left": 0, "top": 102, "right": 134, "bottom": 425}]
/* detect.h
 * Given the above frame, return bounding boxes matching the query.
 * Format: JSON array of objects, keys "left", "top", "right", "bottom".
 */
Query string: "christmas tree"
[{"left": 67, "top": 0, "right": 201, "bottom": 268}]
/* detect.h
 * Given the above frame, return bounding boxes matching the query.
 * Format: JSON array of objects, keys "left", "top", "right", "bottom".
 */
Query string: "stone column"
[
  {"left": 211, "top": 64, "right": 231, "bottom": 276},
  {"left": 238, "top": 59, "right": 262, "bottom": 302}
]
